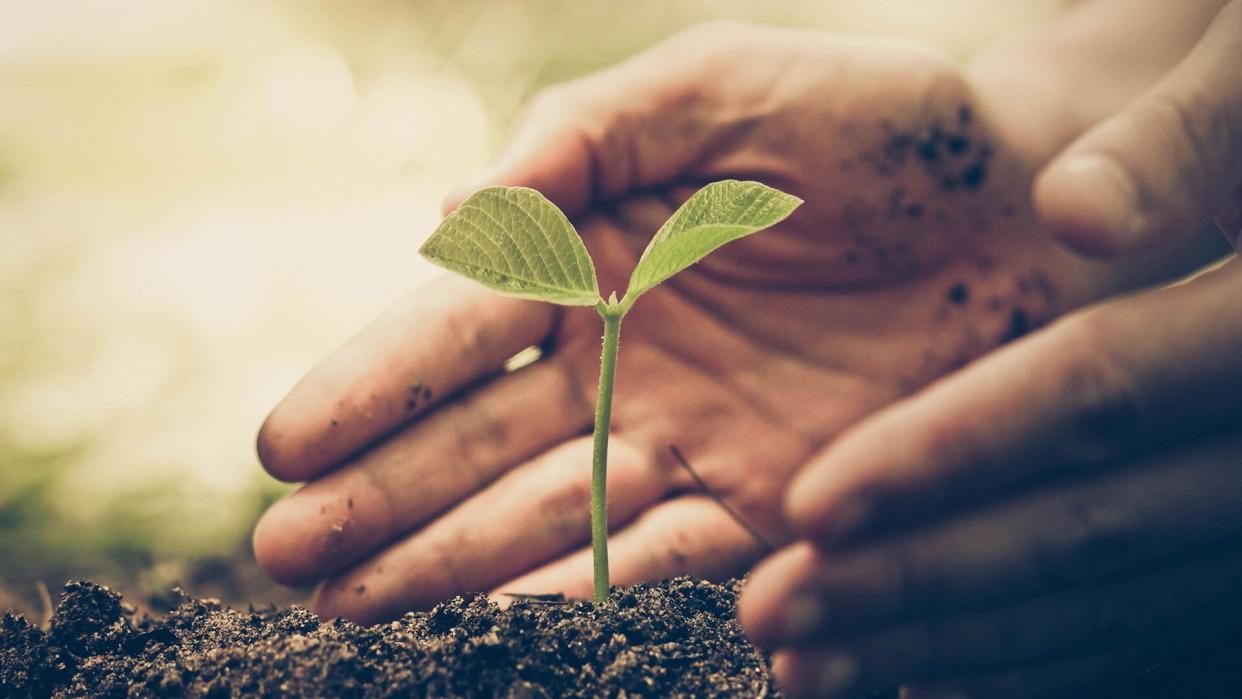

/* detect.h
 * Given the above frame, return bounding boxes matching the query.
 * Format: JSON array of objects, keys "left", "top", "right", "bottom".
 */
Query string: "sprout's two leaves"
[
  {"left": 420, "top": 187, "right": 601, "bottom": 306},
  {"left": 625, "top": 180, "right": 802, "bottom": 301}
]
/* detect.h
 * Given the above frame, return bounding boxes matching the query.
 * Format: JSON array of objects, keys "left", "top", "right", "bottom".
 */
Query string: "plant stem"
[{"left": 591, "top": 306, "right": 623, "bottom": 603}]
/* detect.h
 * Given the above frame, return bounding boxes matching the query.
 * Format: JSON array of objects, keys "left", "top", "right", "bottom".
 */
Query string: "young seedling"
[{"left": 419, "top": 180, "right": 801, "bottom": 603}]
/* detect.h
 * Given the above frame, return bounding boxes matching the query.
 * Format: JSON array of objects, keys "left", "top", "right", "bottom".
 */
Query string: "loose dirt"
[{"left": 1, "top": 578, "right": 810, "bottom": 698}]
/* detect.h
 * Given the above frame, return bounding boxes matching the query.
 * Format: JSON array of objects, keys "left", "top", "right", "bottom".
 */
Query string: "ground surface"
[
  {"left": 0, "top": 577, "right": 809, "bottom": 698},
  {"left": 8, "top": 577, "right": 1241, "bottom": 698}
]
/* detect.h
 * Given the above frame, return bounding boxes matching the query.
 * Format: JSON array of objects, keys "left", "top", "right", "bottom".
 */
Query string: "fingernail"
[
  {"left": 1053, "top": 154, "right": 1146, "bottom": 243},
  {"left": 816, "top": 654, "right": 860, "bottom": 696},
  {"left": 778, "top": 595, "right": 827, "bottom": 641}
]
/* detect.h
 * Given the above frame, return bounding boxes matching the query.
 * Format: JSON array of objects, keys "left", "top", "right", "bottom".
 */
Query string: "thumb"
[
  {"left": 442, "top": 23, "right": 749, "bottom": 217},
  {"left": 1033, "top": 0, "right": 1242, "bottom": 256}
]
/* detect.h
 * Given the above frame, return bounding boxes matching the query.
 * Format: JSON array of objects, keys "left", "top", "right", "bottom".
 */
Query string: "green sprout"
[{"left": 420, "top": 180, "right": 802, "bottom": 603}]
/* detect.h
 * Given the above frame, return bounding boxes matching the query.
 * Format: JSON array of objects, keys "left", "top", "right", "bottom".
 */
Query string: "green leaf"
[
  {"left": 624, "top": 180, "right": 801, "bottom": 302},
  {"left": 420, "top": 187, "right": 601, "bottom": 306}
]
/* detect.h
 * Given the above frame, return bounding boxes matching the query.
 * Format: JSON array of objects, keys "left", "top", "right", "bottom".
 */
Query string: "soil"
[
  {"left": 1, "top": 578, "right": 890, "bottom": 699},
  {"left": 10, "top": 578, "right": 1239, "bottom": 698}
]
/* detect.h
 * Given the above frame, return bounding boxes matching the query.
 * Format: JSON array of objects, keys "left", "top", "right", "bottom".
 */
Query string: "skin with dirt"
[{"left": 0, "top": 578, "right": 889, "bottom": 698}]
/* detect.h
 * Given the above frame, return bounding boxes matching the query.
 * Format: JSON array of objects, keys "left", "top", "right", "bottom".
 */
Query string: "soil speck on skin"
[
  {"left": 872, "top": 113, "right": 992, "bottom": 192},
  {"left": 947, "top": 283, "right": 970, "bottom": 305},
  {"left": 960, "top": 162, "right": 987, "bottom": 190},
  {"left": 2, "top": 579, "right": 841, "bottom": 699},
  {"left": 406, "top": 382, "right": 433, "bottom": 412},
  {"left": 1003, "top": 307, "right": 1031, "bottom": 342}
]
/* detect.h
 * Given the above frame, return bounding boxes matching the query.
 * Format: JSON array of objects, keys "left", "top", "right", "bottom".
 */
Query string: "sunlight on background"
[{"left": 0, "top": 0, "right": 1059, "bottom": 602}]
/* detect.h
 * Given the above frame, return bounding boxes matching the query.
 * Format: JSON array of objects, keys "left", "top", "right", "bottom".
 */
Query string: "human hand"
[
  {"left": 740, "top": 5, "right": 1242, "bottom": 696},
  {"left": 1033, "top": 0, "right": 1242, "bottom": 255},
  {"left": 741, "top": 257, "right": 1242, "bottom": 697},
  {"left": 253, "top": 23, "right": 1119, "bottom": 624}
]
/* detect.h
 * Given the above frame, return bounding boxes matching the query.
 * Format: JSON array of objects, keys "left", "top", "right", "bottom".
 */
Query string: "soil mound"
[{"left": 1, "top": 577, "right": 798, "bottom": 698}]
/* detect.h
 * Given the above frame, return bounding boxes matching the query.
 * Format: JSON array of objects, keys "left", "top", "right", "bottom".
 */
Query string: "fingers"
[
  {"left": 901, "top": 652, "right": 1127, "bottom": 699},
  {"left": 312, "top": 435, "right": 668, "bottom": 623},
  {"left": 256, "top": 274, "right": 557, "bottom": 482},
  {"left": 767, "top": 548, "right": 1242, "bottom": 696},
  {"left": 743, "top": 430, "right": 1242, "bottom": 646},
  {"left": 785, "top": 258, "right": 1242, "bottom": 548},
  {"left": 252, "top": 356, "right": 593, "bottom": 584},
  {"left": 490, "top": 496, "right": 776, "bottom": 601},
  {"left": 1033, "top": 1, "right": 1242, "bottom": 255},
  {"left": 902, "top": 601, "right": 1242, "bottom": 699},
  {"left": 442, "top": 21, "right": 776, "bottom": 216}
]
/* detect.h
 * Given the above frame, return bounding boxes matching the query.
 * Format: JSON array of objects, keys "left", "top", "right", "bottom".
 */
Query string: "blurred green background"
[{"left": 0, "top": 0, "right": 1060, "bottom": 614}]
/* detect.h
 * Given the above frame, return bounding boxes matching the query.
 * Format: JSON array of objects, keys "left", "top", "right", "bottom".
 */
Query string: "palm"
[
  {"left": 254, "top": 29, "right": 1108, "bottom": 624},
  {"left": 540, "top": 154, "right": 1096, "bottom": 581}
]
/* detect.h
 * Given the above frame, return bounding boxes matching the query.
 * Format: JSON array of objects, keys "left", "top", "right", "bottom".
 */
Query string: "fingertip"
[
  {"left": 737, "top": 543, "right": 819, "bottom": 646},
  {"left": 314, "top": 574, "right": 395, "bottom": 625},
  {"left": 253, "top": 485, "right": 376, "bottom": 586},
  {"left": 255, "top": 407, "right": 310, "bottom": 483},
  {"left": 252, "top": 498, "right": 311, "bottom": 586},
  {"left": 312, "top": 579, "right": 355, "bottom": 622},
  {"left": 1033, "top": 154, "right": 1147, "bottom": 257},
  {"left": 308, "top": 580, "right": 337, "bottom": 620},
  {"left": 782, "top": 462, "right": 852, "bottom": 543},
  {"left": 781, "top": 470, "right": 821, "bottom": 532},
  {"left": 771, "top": 649, "right": 857, "bottom": 699}
]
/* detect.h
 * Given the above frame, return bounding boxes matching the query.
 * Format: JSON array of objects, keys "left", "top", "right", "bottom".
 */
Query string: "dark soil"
[
  {"left": 0, "top": 578, "right": 836, "bottom": 699},
  {"left": 12, "top": 578, "right": 1237, "bottom": 698}
]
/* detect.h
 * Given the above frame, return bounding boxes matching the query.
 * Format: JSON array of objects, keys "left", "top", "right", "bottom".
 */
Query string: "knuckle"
[
  {"left": 444, "top": 307, "right": 489, "bottom": 363},
  {"left": 452, "top": 400, "right": 509, "bottom": 487},
  {"left": 1143, "top": 91, "right": 1218, "bottom": 188},
  {"left": 919, "top": 411, "right": 986, "bottom": 479},
  {"left": 426, "top": 534, "right": 467, "bottom": 598},
  {"left": 1048, "top": 312, "right": 1146, "bottom": 465},
  {"left": 544, "top": 478, "right": 593, "bottom": 537},
  {"left": 1045, "top": 488, "right": 1131, "bottom": 585},
  {"left": 656, "top": 526, "right": 694, "bottom": 572},
  {"left": 890, "top": 545, "right": 944, "bottom": 618}
]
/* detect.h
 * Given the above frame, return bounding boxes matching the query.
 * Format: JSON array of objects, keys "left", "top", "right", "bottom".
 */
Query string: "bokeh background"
[{"left": 0, "top": 0, "right": 1061, "bottom": 615}]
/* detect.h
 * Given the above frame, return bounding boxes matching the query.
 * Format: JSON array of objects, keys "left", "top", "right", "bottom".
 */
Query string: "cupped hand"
[
  {"left": 741, "top": 7, "right": 1242, "bottom": 695},
  {"left": 252, "top": 23, "right": 1117, "bottom": 624},
  {"left": 741, "top": 258, "right": 1242, "bottom": 697},
  {"left": 1034, "top": 0, "right": 1242, "bottom": 255}
]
